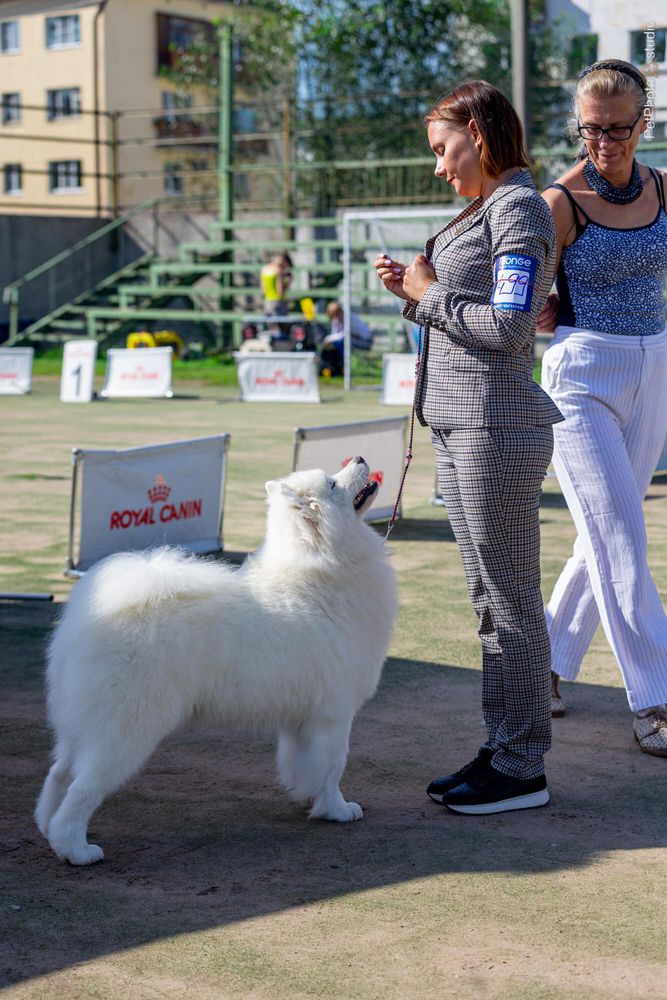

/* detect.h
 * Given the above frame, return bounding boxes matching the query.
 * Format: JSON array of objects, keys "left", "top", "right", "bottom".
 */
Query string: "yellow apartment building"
[{"left": 0, "top": 0, "right": 230, "bottom": 217}]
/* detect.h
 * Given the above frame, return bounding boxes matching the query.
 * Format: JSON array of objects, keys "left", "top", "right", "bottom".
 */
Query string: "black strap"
[
  {"left": 649, "top": 167, "right": 666, "bottom": 211},
  {"left": 547, "top": 183, "right": 592, "bottom": 238}
]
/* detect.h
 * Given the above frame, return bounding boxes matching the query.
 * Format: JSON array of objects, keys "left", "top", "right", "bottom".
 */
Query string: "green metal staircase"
[
  {"left": 3, "top": 197, "right": 409, "bottom": 351},
  {"left": 15, "top": 253, "right": 155, "bottom": 343},
  {"left": 2, "top": 195, "right": 232, "bottom": 347}
]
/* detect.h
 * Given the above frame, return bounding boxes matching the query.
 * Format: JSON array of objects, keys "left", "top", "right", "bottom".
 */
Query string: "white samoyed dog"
[{"left": 35, "top": 457, "right": 397, "bottom": 865}]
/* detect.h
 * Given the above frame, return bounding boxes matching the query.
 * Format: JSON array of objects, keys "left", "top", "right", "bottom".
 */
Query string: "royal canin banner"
[
  {"left": 0, "top": 347, "right": 34, "bottom": 395},
  {"left": 380, "top": 353, "right": 417, "bottom": 406},
  {"left": 68, "top": 435, "right": 230, "bottom": 573},
  {"left": 293, "top": 417, "right": 408, "bottom": 523},
  {"left": 101, "top": 347, "right": 173, "bottom": 398},
  {"left": 234, "top": 351, "right": 320, "bottom": 403}
]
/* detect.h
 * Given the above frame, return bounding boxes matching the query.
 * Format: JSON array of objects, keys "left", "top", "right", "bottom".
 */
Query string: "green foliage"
[
  {"left": 157, "top": 0, "right": 570, "bottom": 210},
  {"left": 159, "top": 4, "right": 299, "bottom": 97}
]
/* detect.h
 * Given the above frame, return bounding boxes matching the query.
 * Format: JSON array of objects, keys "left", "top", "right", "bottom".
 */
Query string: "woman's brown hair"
[{"left": 425, "top": 80, "right": 531, "bottom": 178}]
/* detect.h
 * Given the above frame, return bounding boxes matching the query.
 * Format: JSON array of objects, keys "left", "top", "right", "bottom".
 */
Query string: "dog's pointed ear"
[
  {"left": 266, "top": 479, "right": 302, "bottom": 505},
  {"left": 265, "top": 479, "right": 283, "bottom": 498}
]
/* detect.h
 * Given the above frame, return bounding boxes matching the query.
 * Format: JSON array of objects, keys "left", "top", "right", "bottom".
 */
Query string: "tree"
[
  {"left": 293, "top": 0, "right": 568, "bottom": 160},
  {"left": 157, "top": 0, "right": 570, "bottom": 211}
]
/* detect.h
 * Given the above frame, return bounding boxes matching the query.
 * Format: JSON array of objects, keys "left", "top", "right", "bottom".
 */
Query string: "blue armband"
[{"left": 491, "top": 254, "right": 538, "bottom": 312}]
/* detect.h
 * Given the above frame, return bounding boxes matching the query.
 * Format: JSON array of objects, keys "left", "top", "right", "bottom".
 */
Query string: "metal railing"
[{"left": 2, "top": 193, "right": 218, "bottom": 343}]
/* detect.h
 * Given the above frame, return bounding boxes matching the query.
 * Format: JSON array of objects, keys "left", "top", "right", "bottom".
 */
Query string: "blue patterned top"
[{"left": 552, "top": 168, "right": 667, "bottom": 336}]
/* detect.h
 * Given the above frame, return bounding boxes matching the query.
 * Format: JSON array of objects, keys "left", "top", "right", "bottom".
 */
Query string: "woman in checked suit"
[{"left": 375, "top": 81, "right": 563, "bottom": 815}]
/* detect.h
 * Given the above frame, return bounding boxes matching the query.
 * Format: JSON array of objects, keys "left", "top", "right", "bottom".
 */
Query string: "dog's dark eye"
[{"left": 330, "top": 481, "right": 336, "bottom": 490}]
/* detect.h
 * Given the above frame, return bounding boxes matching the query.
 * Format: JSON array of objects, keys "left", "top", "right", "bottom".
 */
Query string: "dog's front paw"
[{"left": 312, "top": 800, "right": 363, "bottom": 823}]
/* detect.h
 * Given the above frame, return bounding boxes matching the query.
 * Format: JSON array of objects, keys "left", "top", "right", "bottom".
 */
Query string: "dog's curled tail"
[{"left": 73, "top": 547, "right": 229, "bottom": 619}]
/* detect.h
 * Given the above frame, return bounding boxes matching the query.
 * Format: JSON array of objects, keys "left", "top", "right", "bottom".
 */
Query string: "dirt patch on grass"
[
  {"left": 2, "top": 383, "right": 667, "bottom": 999},
  {"left": 2, "top": 601, "right": 667, "bottom": 999}
]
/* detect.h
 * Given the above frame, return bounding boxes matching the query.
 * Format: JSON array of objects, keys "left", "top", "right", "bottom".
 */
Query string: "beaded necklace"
[{"left": 583, "top": 157, "right": 643, "bottom": 205}]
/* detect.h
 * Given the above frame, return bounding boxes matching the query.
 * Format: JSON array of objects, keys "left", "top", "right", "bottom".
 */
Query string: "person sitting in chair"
[{"left": 320, "top": 302, "right": 372, "bottom": 375}]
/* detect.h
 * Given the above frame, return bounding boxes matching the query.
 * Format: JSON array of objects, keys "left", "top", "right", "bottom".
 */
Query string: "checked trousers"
[{"left": 432, "top": 427, "right": 554, "bottom": 779}]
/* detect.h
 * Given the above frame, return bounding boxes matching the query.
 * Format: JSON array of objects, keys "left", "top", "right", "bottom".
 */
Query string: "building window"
[
  {"left": 49, "top": 160, "right": 82, "bottom": 192},
  {"left": 1, "top": 92, "right": 20, "bottom": 124},
  {"left": 4, "top": 163, "right": 22, "bottom": 194},
  {"left": 163, "top": 162, "right": 184, "bottom": 194},
  {"left": 567, "top": 34, "right": 598, "bottom": 78},
  {"left": 631, "top": 27, "right": 667, "bottom": 66},
  {"left": 647, "top": 120, "right": 667, "bottom": 140},
  {"left": 47, "top": 88, "right": 81, "bottom": 120},
  {"left": 0, "top": 20, "right": 20, "bottom": 53},
  {"left": 162, "top": 91, "right": 193, "bottom": 113},
  {"left": 45, "top": 15, "right": 80, "bottom": 49},
  {"left": 156, "top": 13, "right": 213, "bottom": 71}
]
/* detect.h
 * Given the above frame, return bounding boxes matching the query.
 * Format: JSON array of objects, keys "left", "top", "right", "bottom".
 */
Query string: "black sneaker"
[
  {"left": 441, "top": 765, "right": 549, "bottom": 815},
  {"left": 426, "top": 748, "right": 494, "bottom": 803}
]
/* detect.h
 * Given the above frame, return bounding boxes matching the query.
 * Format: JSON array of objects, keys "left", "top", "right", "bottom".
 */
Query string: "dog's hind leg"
[
  {"left": 46, "top": 766, "right": 109, "bottom": 865},
  {"left": 47, "top": 732, "right": 164, "bottom": 865},
  {"left": 276, "top": 731, "right": 301, "bottom": 799},
  {"left": 291, "top": 717, "right": 363, "bottom": 823},
  {"left": 35, "top": 743, "right": 73, "bottom": 839}
]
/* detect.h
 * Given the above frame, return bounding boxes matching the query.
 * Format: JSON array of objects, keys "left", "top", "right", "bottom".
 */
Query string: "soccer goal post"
[{"left": 341, "top": 206, "right": 459, "bottom": 391}]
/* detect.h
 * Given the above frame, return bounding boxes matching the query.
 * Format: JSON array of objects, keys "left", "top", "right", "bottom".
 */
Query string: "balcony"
[{"left": 152, "top": 113, "right": 216, "bottom": 147}]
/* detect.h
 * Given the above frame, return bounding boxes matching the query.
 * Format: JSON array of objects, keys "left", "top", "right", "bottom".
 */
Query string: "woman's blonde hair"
[{"left": 568, "top": 59, "right": 648, "bottom": 155}]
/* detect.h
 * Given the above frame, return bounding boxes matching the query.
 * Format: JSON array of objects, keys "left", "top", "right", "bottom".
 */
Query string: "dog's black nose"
[{"left": 353, "top": 455, "right": 365, "bottom": 465}]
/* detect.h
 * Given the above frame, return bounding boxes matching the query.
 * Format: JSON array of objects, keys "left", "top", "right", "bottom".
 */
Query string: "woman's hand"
[
  {"left": 536, "top": 292, "right": 560, "bottom": 333},
  {"left": 403, "top": 255, "right": 437, "bottom": 302},
  {"left": 374, "top": 254, "right": 411, "bottom": 302}
]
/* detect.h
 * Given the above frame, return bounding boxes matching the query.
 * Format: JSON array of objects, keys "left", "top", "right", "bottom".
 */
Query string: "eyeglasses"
[{"left": 577, "top": 113, "right": 642, "bottom": 141}]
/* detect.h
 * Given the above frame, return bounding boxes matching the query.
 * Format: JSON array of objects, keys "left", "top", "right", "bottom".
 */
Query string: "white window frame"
[
  {"left": 161, "top": 90, "right": 193, "bottom": 111},
  {"left": 48, "top": 160, "right": 83, "bottom": 194},
  {"left": 1, "top": 92, "right": 21, "bottom": 124},
  {"left": 3, "top": 163, "right": 23, "bottom": 195},
  {"left": 168, "top": 17, "right": 198, "bottom": 50},
  {"left": 47, "top": 87, "right": 81, "bottom": 120},
  {"left": 0, "top": 20, "right": 20, "bottom": 54},
  {"left": 163, "top": 161, "right": 184, "bottom": 195},
  {"left": 631, "top": 26, "right": 667, "bottom": 68},
  {"left": 45, "top": 14, "right": 80, "bottom": 50}
]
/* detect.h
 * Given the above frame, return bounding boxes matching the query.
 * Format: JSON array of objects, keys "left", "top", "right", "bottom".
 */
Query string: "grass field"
[{"left": 2, "top": 374, "right": 667, "bottom": 999}]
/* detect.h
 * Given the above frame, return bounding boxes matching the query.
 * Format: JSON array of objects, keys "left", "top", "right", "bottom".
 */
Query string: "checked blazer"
[{"left": 404, "top": 170, "right": 564, "bottom": 429}]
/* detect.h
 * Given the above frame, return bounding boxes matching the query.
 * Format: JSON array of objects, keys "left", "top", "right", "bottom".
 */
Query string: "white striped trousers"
[{"left": 541, "top": 324, "right": 667, "bottom": 711}]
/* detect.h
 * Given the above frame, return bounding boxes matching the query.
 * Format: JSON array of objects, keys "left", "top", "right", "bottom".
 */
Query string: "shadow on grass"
[
  {"left": 539, "top": 491, "right": 570, "bottom": 510},
  {"left": 383, "top": 518, "right": 457, "bottom": 543},
  {"left": 2, "top": 602, "right": 665, "bottom": 988}
]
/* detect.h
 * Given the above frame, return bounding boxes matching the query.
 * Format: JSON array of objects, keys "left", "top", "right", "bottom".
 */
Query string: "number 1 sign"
[{"left": 60, "top": 340, "right": 98, "bottom": 403}]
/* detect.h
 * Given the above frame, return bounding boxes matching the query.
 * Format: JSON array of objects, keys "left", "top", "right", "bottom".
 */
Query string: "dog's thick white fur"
[{"left": 35, "top": 457, "right": 397, "bottom": 865}]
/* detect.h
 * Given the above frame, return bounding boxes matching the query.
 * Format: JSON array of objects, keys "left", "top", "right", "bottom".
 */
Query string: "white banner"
[
  {"left": 381, "top": 353, "right": 417, "bottom": 406},
  {"left": 234, "top": 351, "right": 320, "bottom": 403},
  {"left": 68, "top": 435, "right": 230, "bottom": 573},
  {"left": 294, "top": 417, "right": 408, "bottom": 522},
  {"left": 0, "top": 347, "right": 34, "bottom": 395},
  {"left": 60, "top": 340, "right": 98, "bottom": 403},
  {"left": 101, "top": 347, "right": 173, "bottom": 398}
]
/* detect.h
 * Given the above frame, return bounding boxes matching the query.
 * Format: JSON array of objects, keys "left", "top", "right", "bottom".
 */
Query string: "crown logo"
[{"left": 147, "top": 474, "right": 171, "bottom": 503}]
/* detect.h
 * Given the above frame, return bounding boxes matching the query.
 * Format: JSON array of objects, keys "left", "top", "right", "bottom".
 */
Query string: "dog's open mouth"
[{"left": 353, "top": 480, "right": 378, "bottom": 511}]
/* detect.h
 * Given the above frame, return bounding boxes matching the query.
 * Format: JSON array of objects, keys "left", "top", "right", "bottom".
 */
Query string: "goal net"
[{"left": 341, "top": 206, "right": 459, "bottom": 390}]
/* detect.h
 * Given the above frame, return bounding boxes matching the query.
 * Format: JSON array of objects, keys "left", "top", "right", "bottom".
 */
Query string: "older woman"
[
  {"left": 538, "top": 59, "right": 667, "bottom": 755},
  {"left": 375, "top": 81, "right": 562, "bottom": 814}
]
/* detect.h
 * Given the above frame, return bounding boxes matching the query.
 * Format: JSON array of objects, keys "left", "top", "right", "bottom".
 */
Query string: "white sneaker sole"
[{"left": 445, "top": 788, "right": 550, "bottom": 815}]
